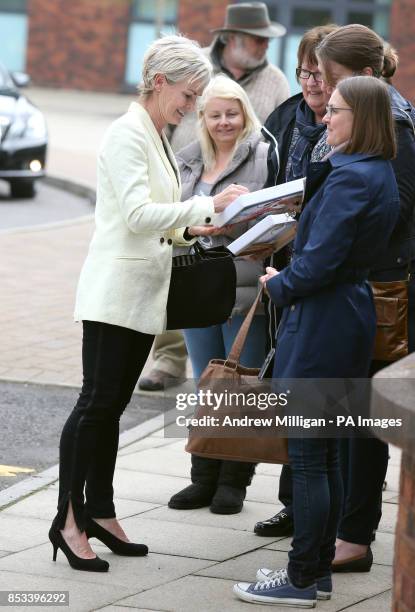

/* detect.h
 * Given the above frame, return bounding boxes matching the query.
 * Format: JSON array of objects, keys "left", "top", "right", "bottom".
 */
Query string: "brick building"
[{"left": 0, "top": 0, "right": 413, "bottom": 100}]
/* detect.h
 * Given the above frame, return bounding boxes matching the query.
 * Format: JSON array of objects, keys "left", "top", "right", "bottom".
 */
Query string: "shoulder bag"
[
  {"left": 185, "top": 291, "right": 289, "bottom": 464},
  {"left": 166, "top": 242, "right": 236, "bottom": 330}
]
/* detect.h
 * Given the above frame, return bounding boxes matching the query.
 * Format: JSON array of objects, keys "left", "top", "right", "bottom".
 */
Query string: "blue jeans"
[
  {"left": 183, "top": 315, "right": 266, "bottom": 379},
  {"left": 287, "top": 438, "right": 343, "bottom": 587}
]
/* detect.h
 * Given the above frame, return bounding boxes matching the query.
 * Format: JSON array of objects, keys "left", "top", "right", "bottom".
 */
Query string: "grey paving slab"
[
  {"left": 141, "top": 501, "right": 284, "bottom": 533},
  {"left": 370, "top": 531, "right": 396, "bottom": 566},
  {"left": 255, "top": 462, "right": 283, "bottom": 477},
  {"left": 115, "top": 449, "right": 191, "bottom": 478},
  {"left": 377, "top": 502, "right": 398, "bottom": 534},
  {"left": 100, "top": 608, "right": 169, "bottom": 612},
  {"left": 382, "top": 464, "right": 400, "bottom": 493},
  {"left": 263, "top": 534, "right": 303, "bottom": 551},
  {"left": 388, "top": 445, "right": 401, "bottom": 467},
  {"left": 0, "top": 515, "right": 49, "bottom": 552},
  {"left": 111, "top": 470, "right": 188, "bottom": 505},
  {"left": 162, "top": 438, "right": 189, "bottom": 449},
  {"left": 245, "top": 473, "right": 281, "bottom": 505},
  {"left": 115, "top": 575, "right": 269, "bottom": 612},
  {"left": 384, "top": 495, "right": 399, "bottom": 504},
  {"left": 119, "top": 515, "right": 264, "bottom": 561},
  {"left": 0, "top": 543, "right": 214, "bottom": 590},
  {"left": 195, "top": 547, "right": 288, "bottom": 580},
  {"left": 115, "top": 574, "right": 358, "bottom": 612},
  {"left": 341, "top": 590, "right": 392, "bottom": 611},
  {"left": 1, "top": 489, "right": 159, "bottom": 522},
  {"left": 118, "top": 437, "right": 178, "bottom": 456},
  {"left": 0, "top": 570, "right": 136, "bottom": 612}
]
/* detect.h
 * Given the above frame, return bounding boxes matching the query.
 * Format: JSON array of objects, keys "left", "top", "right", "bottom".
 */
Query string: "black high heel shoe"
[
  {"left": 49, "top": 525, "right": 109, "bottom": 572},
  {"left": 85, "top": 518, "right": 148, "bottom": 557}
]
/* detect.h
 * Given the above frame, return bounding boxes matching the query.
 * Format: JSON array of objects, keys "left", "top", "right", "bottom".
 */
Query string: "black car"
[{"left": 0, "top": 62, "right": 47, "bottom": 198}]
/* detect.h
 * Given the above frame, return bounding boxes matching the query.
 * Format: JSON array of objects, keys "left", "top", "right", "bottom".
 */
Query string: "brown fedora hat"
[{"left": 212, "top": 2, "right": 286, "bottom": 38}]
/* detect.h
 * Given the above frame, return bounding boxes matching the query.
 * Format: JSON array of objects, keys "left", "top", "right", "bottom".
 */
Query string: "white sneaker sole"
[{"left": 233, "top": 584, "right": 317, "bottom": 607}]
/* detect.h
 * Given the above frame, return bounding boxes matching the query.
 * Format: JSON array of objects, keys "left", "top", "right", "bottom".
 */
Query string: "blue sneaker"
[
  {"left": 256, "top": 567, "right": 332, "bottom": 600},
  {"left": 234, "top": 569, "right": 317, "bottom": 607}
]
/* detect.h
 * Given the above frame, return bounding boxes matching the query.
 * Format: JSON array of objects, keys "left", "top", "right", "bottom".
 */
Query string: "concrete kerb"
[
  {"left": 0, "top": 408, "right": 178, "bottom": 512},
  {"left": 0, "top": 174, "right": 96, "bottom": 236},
  {"left": 43, "top": 174, "right": 96, "bottom": 205}
]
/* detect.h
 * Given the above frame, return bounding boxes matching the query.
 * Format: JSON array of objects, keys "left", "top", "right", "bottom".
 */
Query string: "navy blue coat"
[{"left": 268, "top": 153, "right": 400, "bottom": 379}]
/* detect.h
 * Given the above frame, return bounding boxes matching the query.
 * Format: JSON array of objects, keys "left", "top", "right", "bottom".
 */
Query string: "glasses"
[
  {"left": 296, "top": 67, "right": 323, "bottom": 83},
  {"left": 325, "top": 105, "right": 353, "bottom": 118}
]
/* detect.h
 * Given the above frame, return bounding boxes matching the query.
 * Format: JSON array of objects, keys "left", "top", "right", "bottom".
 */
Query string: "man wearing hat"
[
  {"left": 169, "top": 2, "right": 289, "bottom": 152},
  {"left": 138, "top": 3, "right": 289, "bottom": 393}
]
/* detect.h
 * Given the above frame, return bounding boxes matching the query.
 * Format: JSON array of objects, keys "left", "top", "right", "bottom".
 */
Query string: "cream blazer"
[{"left": 74, "top": 102, "right": 215, "bottom": 335}]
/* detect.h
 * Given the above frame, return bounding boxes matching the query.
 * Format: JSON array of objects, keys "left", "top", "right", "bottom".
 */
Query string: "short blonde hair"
[
  {"left": 197, "top": 74, "right": 261, "bottom": 171},
  {"left": 139, "top": 34, "right": 212, "bottom": 96}
]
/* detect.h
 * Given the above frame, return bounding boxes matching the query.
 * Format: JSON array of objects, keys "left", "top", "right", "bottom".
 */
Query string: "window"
[
  {"left": 0, "top": 0, "right": 27, "bottom": 71},
  {"left": 292, "top": 8, "right": 332, "bottom": 28},
  {"left": 257, "top": 0, "right": 392, "bottom": 94},
  {"left": 0, "top": 0, "right": 26, "bottom": 11},
  {"left": 125, "top": 0, "right": 178, "bottom": 87}
]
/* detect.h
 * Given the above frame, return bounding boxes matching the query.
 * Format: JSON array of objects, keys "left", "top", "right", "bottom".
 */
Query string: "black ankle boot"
[
  {"left": 210, "top": 485, "right": 246, "bottom": 514},
  {"left": 168, "top": 483, "right": 216, "bottom": 509}
]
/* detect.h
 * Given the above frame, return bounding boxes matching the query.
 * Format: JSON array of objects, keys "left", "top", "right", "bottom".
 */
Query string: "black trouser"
[
  {"left": 191, "top": 455, "right": 255, "bottom": 489},
  {"left": 57, "top": 321, "right": 154, "bottom": 531},
  {"left": 337, "top": 437, "right": 386, "bottom": 545}
]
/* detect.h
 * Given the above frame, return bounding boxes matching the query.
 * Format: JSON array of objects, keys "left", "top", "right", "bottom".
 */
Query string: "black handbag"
[{"left": 166, "top": 242, "right": 236, "bottom": 330}]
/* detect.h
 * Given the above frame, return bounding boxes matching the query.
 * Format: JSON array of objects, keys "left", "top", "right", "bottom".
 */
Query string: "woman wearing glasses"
[
  {"left": 254, "top": 24, "right": 338, "bottom": 540},
  {"left": 316, "top": 24, "right": 415, "bottom": 574},
  {"left": 234, "top": 76, "right": 399, "bottom": 607}
]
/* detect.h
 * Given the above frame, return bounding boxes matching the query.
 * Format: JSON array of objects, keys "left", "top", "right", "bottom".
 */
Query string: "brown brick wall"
[
  {"left": 26, "top": 0, "right": 131, "bottom": 91},
  {"left": 177, "top": 0, "right": 230, "bottom": 48},
  {"left": 393, "top": 448, "right": 415, "bottom": 611},
  {"left": 390, "top": 0, "right": 415, "bottom": 103}
]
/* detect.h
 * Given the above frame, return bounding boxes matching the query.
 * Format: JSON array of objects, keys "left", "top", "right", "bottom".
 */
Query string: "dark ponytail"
[{"left": 382, "top": 42, "right": 399, "bottom": 79}]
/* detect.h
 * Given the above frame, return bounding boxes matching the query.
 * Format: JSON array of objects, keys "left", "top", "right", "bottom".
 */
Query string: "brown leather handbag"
[
  {"left": 371, "top": 279, "right": 409, "bottom": 362},
  {"left": 185, "top": 291, "right": 289, "bottom": 464}
]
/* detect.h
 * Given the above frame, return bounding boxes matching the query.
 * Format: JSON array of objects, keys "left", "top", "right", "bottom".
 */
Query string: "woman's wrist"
[{"left": 183, "top": 227, "right": 195, "bottom": 240}]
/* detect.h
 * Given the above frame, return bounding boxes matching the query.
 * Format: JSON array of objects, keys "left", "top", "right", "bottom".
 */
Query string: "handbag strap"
[{"left": 225, "top": 289, "right": 263, "bottom": 367}]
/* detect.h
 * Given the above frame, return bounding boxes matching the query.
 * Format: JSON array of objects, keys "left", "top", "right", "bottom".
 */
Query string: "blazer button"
[
  {"left": 290, "top": 304, "right": 296, "bottom": 311},
  {"left": 205, "top": 216, "right": 211, "bottom": 223},
  {"left": 167, "top": 239, "right": 173, "bottom": 245},
  {"left": 160, "top": 237, "right": 165, "bottom": 244}
]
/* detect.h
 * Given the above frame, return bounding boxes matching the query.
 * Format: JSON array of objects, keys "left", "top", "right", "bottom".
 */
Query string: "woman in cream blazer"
[{"left": 50, "top": 35, "right": 247, "bottom": 573}]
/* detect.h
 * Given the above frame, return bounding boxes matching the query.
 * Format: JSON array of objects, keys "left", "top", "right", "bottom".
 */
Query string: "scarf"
[{"left": 287, "top": 100, "right": 326, "bottom": 181}]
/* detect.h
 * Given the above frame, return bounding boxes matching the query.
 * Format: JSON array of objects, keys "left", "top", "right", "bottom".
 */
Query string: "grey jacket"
[
  {"left": 176, "top": 132, "right": 269, "bottom": 316},
  {"left": 169, "top": 38, "right": 290, "bottom": 152}
]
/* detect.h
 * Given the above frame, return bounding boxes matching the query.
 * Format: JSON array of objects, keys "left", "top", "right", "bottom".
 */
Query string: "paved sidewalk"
[
  {"left": 0, "top": 88, "right": 399, "bottom": 611},
  {"left": 0, "top": 420, "right": 400, "bottom": 612}
]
